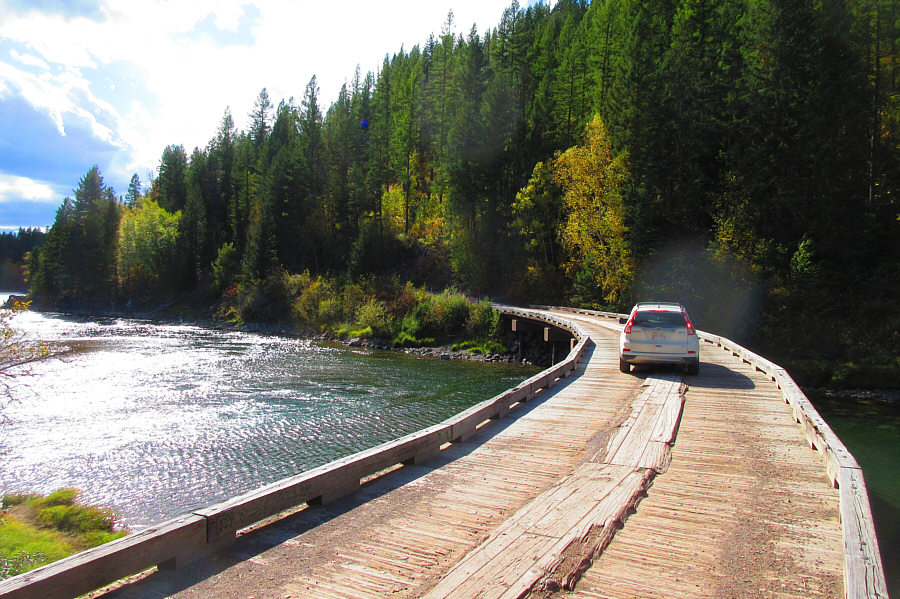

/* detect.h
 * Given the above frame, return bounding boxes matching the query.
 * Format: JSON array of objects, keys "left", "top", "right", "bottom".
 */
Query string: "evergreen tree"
[
  {"left": 125, "top": 174, "right": 142, "bottom": 206},
  {"left": 155, "top": 145, "right": 188, "bottom": 212},
  {"left": 209, "top": 108, "right": 237, "bottom": 251},
  {"left": 249, "top": 88, "right": 272, "bottom": 149},
  {"left": 181, "top": 148, "right": 211, "bottom": 284},
  {"left": 299, "top": 76, "right": 327, "bottom": 271},
  {"left": 35, "top": 167, "right": 120, "bottom": 306}
]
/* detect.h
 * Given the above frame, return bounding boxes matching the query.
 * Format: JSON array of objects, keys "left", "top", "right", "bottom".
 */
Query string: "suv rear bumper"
[{"left": 620, "top": 352, "right": 697, "bottom": 365}]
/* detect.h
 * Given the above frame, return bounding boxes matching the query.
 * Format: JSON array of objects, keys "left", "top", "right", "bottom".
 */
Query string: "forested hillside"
[{"left": 27, "top": 0, "right": 899, "bottom": 387}]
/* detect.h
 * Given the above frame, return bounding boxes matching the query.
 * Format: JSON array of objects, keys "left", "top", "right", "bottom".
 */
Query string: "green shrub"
[
  {"left": 36, "top": 505, "right": 76, "bottom": 530},
  {"left": 341, "top": 283, "right": 370, "bottom": 323},
  {"left": 436, "top": 290, "right": 471, "bottom": 334},
  {"left": 281, "top": 270, "right": 312, "bottom": 298},
  {"left": 355, "top": 298, "right": 392, "bottom": 337},
  {"left": 70, "top": 506, "right": 117, "bottom": 534},
  {"left": 393, "top": 331, "right": 418, "bottom": 347},
  {"left": 212, "top": 243, "right": 240, "bottom": 290},
  {"left": 292, "top": 275, "right": 334, "bottom": 324},
  {"left": 466, "top": 300, "right": 500, "bottom": 338},
  {"left": 35, "top": 497, "right": 115, "bottom": 534},
  {"left": 412, "top": 298, "right": 440, "bottom": 336},
  {"left": 399, "top": 314, "right": 422, "bottom": 337}
]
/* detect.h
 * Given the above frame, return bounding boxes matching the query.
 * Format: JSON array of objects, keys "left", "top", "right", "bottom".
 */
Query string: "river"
[{"left": 0, "top": 294, "right": 538, "bottom": 531}]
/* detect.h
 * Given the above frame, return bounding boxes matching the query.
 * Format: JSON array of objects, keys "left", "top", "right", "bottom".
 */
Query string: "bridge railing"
[
  {"left": 0, "top": 308, "right": 589, "bottom": 599},
  {"left": 541, "top": 305, "right": 888, "bottom": 599}
]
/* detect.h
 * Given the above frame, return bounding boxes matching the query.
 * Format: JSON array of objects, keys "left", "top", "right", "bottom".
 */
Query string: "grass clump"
[
  {"left": 452, "top": 339, "right": 508, "bottom": 355},
  {"left": 391, "top": 331, "right": 436, "bottom": 348},
  {"left": 0, "top": 489, "right": 128, "bottom": 579},
  {"left": 335, "top": 325, "right": 374, "bottom": 339}
]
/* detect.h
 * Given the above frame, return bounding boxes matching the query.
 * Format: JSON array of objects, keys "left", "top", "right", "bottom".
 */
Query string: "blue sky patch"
[
  {"left": 0, "top": 199, "right": 64, "bottom": 229},
  {"left": 7, "top": 0, "right": 105, "bottom": 21}
]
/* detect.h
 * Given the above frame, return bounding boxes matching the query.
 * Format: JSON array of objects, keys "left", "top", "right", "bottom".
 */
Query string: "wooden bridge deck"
[
  {"left": 98, "top": 309, "right": 849, "bottom": 599},
  {"left": 564, "top": 313, "right": 845, "bottom": 598}
]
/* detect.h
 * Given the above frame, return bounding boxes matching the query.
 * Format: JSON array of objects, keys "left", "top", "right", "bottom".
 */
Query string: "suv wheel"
[
  {"left": 619, "top": 357, "right": 630, "bottom": 373},
  {"left": 687, "top": 359, "right": 700, "bottom": 375}
]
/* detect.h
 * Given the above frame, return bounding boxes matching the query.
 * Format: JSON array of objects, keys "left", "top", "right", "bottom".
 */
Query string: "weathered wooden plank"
[
  {"left": 424, "top": 459, "right": 653, "bottom": 599},
  {"left": 604, "top": 376, "right": 683, "bottom": 473},
  {"left": 650, "top": 390, "right": 684, "bottom": 445},
  {"left": 838, "top": 467, "right": 889, "bottom": 599}
]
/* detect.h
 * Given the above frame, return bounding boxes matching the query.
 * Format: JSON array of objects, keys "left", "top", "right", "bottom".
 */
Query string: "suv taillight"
[
  {"left": 682, "top": 311, "right": 695, "bottom": 335},
  {"left": 623, "top": 315, "right": 634, "bottom": 334}
]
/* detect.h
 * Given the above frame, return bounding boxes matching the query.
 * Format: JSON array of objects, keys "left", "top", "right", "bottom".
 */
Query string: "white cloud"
[
  {"left": 0, "top": 56, "right": 125, "bottom": 147},
  {"left": 0, "top": 174, "right": 57, "bottom": 203},
  {"left": 10, "top": 48, "right": 49, "bottom": 70}
]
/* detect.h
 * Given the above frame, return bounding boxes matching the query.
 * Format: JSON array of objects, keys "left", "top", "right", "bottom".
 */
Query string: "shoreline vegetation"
[
  {"left": 4, "top": 282, "right": 552, "bottom": 367},
  {"left": 0, "top": 489, "right": 128, "bottom": 579}
]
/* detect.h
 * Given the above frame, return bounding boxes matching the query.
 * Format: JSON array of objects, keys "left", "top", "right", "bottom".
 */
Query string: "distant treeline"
[
  {"left": 27, "top": 0, "right": 899, "bottom": 387},
  {"left": 0, "top": 228, "right": 45, "bottom": 290}
]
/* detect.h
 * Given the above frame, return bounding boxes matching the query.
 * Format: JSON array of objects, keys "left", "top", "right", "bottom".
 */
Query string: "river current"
[{"left": 1, "top": 295, "right": 538, "bottom": 531}]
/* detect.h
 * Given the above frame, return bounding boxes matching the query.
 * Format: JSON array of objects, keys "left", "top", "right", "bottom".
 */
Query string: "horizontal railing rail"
[
  {"left": 541, "top": 305, "right": 888, "bottom": 599},
  {"left": 0, "top": 308, "right": 589, "bottom": 599}
]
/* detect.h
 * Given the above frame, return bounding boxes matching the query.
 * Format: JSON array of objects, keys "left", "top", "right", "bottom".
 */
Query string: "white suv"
[{"left": 619, "top": 302, "right": 700, "bottom": 375}]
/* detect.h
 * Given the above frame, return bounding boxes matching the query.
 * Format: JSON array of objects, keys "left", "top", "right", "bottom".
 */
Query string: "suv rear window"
[{"left": 633, "top": 311, "right": 686, "bottom": 328}]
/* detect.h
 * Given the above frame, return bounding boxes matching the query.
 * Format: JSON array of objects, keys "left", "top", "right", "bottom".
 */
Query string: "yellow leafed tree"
[{"left": 553, "top": 116, "right": 633, "bottom": 304}]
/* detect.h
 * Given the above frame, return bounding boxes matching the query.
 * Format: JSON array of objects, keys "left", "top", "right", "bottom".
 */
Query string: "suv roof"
[{"left": 633, "top": 302, "right": 685, "bottom": 311}]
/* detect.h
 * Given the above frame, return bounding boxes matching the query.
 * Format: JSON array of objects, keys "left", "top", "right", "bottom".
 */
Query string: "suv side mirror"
[{"left": 618, "top": 317, "right": 627, "bottom": 325}]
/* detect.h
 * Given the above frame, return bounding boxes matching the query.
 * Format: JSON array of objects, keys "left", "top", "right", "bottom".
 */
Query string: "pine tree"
[
  {"left": 299, "top": 76, "right": 327, "bottom": 272},
  {"left": 126, "top": 174, "right": 142, "bottom": 206},
  {"left": 209, "top": 109, "right": 237, "bottom": 250},
  {"left": 181, "top": 148, "right": 210, "bottom": 285},
  {"left": 249, "top": 88, "right": 272, "bottom": 149},
  {"left": 155, "top": 145, "right": 188, "bottom": 212}
]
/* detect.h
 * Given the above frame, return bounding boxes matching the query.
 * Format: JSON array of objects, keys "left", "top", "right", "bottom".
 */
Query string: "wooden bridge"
[{"left": 0, "top": 307, "right": 887, "bottom": 598}]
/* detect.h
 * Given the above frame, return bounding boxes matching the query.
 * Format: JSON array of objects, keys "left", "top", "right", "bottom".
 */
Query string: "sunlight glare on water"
[{"left": 1, "top": 299, "right": 536, "bottom": 531}]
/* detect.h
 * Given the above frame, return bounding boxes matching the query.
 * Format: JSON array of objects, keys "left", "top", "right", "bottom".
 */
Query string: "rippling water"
[{"left": 1, "top": 295, "right": 537, "bottom": 530}]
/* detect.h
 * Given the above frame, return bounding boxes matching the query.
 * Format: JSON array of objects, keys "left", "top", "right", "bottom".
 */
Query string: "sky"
[{"left": 0, "top": 0, "right": 544, "bottom": 231}]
